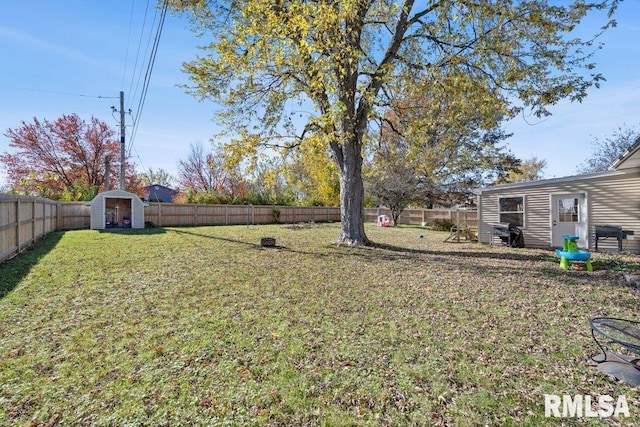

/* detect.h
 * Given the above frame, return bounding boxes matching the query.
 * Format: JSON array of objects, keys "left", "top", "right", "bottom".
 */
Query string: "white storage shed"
[{"left": 87, "top": 189, "right": 147, "bottom": 230}]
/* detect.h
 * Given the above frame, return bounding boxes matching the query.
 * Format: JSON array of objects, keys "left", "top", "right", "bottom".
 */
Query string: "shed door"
[{"left": 551, "top": 194, "right": 587, "bottom": 248}]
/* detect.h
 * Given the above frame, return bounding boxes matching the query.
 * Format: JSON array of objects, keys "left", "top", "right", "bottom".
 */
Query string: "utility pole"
[
  {"left": 104, "top": 155, "right": 110, "bottom": 190},
  {"left": 119, "top": 91, "right": 126, "bottom": 190}
]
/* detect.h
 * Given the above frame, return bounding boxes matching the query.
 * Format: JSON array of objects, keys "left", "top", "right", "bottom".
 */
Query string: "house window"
[
  {"left": 499, "top": 196, "right": 524, "bottom": 226},
  {"left": 558, "top": 197, "right": 579, "bottom": 223}
]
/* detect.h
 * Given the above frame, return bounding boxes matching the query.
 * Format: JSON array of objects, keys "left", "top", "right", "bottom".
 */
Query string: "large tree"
[
  {"left": 285, "top": 135, "right": 341, "bottom": 206},
  {"left": 577, "top": 125, "right": 639, "bottom": 173},
  {"left": 177, "top": 141, "right": 225, "bottom": 192},
  {"left": 0, "top": 114, "right": 139, "bottom": 200},
  {"left": 138, "top": 167, "right": 175, "bottom": 187},
  {"left": 243, "top": 157, "right": 297, "bottom": 205},
  {"left": 496, "top": 156, "right": 547, "bottom": 184},
  {"left": 365, "top": 114, "right": 519, "bottom": 219},
  {"left": 177, "top": 141, "right": 248, "bottom": 201},
  {"left": 365, "top": 139, "right": 428, "bottom": 226},
  {"left": 372, "top": 70, "right": 521, "bottom": 208},
  {"left": 169, "top": 0, "right": 620, "bottom": 245}
]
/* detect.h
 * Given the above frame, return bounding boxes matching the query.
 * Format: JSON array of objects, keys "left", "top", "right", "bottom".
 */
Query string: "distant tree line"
[{"left": 2, "top": 113, "right": 636, "bottom": 210}]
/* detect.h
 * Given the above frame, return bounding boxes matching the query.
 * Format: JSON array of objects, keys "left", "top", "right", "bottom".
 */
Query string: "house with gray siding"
[{"left": 474, "top": 138, "right": 640, "bottom": 253}]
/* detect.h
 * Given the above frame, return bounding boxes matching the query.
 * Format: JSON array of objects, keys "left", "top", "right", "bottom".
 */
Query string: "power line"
[
  {"left": 127, "top": 0, "right": 153, "bottom": 106},
  {"left": 126, "top": 0, "right": 168, "bottom": 157},
  {"left": 18, "top": 88, "right": 118, "bottom": 99},
  {"left": 121, "top": 0, "right": 138, "bottom": 90}
]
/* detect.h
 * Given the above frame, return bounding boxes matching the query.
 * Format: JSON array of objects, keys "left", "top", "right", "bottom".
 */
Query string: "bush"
[
  {"left": 430, "top": 218, "right": 455, "bottom": 231},
  {"left": 272, "top": 208, "right": 281, "bottom": 223}
]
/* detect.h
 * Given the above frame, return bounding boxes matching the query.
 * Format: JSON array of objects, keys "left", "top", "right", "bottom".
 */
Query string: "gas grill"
[{"left": 594, "top": 225, "right": 634, "bottom": 252}]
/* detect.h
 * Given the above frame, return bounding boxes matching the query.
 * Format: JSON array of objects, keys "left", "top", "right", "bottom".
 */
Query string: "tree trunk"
[
  {"left": 334, "top": 139, "right": 372, "bottom": 246},
  {"left": 391, "top": 207, "right": 402, "bottom": 227}
]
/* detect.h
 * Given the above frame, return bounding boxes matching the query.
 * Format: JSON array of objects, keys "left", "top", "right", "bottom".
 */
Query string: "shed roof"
[{"left": 87, "top": 189, "right": 148, "bottom": 206}]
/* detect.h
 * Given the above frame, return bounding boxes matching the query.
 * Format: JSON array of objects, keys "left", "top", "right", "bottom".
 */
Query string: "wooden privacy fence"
[
  {"left": 0, "top": 193, "right": 478, "bottom": 262},
  {"left": 364, "top": 207, "right": 478, "bottom": 228},
  {"left": 0, "top": 195, "right": 59, "bottom": 263},
  {"left": 140, "top": 204, "right": 476, "bottom": 228},
  {"left": 0, "top": 196, "right": 94, "bottom": 263},
  {"left": 144, "top": 203, "right": 341, "bottom": 227}
]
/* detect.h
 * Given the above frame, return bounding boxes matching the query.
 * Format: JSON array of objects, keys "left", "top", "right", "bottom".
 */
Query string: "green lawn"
[{"left": 0, "top": 223, "right": 638, "bottom": 426}]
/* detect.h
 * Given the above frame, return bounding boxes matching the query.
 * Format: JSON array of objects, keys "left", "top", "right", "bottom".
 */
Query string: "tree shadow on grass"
[
  {"left": 168, "top": 227, "right": 551, "bottom": 264},
  {"left": 373, "top": 242, "right": 550, "bottom": 263},
  {"left": 0, "top": 231, "right": 64, "bottom": 299},
  {"left": 166, "top": 228, "right": 262, "bottom": 249},
  {"left": 167, "top": 227, "right": 307, "bottom": 254},
  {"left": 165, "top": 226, "right": 560, "bottom": 277},
  {"left": 170, "top": 227, "right": 625, "bottom": 283},
  {"left": 319, "top": 240, "right": 563, "bottom": 279}
]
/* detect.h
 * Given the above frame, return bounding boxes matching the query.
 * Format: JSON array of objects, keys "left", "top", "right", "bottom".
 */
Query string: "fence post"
[
  {"left": 56, "top": 201, "right": 61, "bottom": 231},
  {"left": 42, "top": 200, "right": 46, "bottom": 236},
  {"left": 49, "top": 200, "right": 54, "bottom": 233},
  {"left": 31, "top": 198, "right": 36, "bottom": 244},
  {"left": 16, "top": 197, "right": 21, "bottom": 255}
]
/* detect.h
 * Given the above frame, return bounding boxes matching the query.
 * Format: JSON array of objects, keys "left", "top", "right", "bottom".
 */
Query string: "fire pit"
[{"left": 260, "top": 237, "right": 276, "bottom": 247}]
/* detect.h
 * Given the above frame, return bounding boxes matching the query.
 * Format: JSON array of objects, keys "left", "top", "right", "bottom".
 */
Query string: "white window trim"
[{"left": 498, "top": 195, "right": 526, "bottom": 228}]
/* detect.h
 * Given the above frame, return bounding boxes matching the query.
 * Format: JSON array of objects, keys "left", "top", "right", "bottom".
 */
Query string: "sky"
[{"left": 0, "top": 1, "right": 639, "bottom": 189}]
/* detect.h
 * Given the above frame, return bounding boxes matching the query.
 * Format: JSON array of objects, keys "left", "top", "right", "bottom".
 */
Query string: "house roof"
[
  {"left": 609, "top": 136, "right": 640, "bottom": 171},
  {"left": 144, "top": 184, "right": 178, "bottom": 203},
  {"left": 145, "top": 184, "right": 177, "bottom": 193},
  {"left": 473, "top": 168, "right": 631, "bottom": 194}
]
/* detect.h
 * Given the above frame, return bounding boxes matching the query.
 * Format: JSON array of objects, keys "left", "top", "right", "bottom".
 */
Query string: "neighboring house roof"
[{"left": 144, "top": 184, "right": 178, "bottom": 203}]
